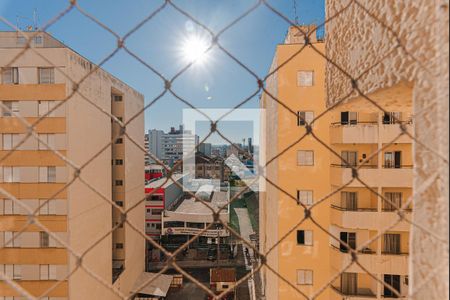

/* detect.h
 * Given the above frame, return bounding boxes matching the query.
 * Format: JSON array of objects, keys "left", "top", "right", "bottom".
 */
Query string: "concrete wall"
[{"left": 326, "top": 1, "right": 449, "bottom": 298}]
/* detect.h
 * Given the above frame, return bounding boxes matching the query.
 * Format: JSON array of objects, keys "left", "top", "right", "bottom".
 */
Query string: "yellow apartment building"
[
  {"left": 260, "top": 26, "right": 332, "bottom": 300},
  {"left": 260, "top": 25, "right": 412, "bottom": 299},
  {"left": 0, "top": 31, "right": 145, "bottom": 299}
]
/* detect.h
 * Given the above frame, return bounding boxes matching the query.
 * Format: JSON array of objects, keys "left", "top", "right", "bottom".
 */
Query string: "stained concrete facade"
[{"left": 0, "top": 31, "right": 145, "bottom": 299}]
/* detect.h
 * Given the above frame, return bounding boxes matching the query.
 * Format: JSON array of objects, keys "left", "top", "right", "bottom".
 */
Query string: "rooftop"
[
  {"left": 210, "top": 268, "right": 236, "bottom": 283},
  {"left": 170, "top": 191, "right": 229, "bottom": 214},
  {"left": 145, "top": 174, "right": 185, "bottom": 189}
]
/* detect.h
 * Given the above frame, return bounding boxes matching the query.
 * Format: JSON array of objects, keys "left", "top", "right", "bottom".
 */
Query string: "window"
[
  {"left": 383, "top": 112, "right": 402, "bottom": 124},
  {"left": 297, "top": 150, "right": 314, "bottom": 166},
  {"left": 383, "top": 233, "right": 401, "bottom": 254},
  {"left": 384, "top": 274, "right": 401, "bottom": 297},
  {"left": 341, "top": 192, "right": 358, "bottom": 210},
  {"left": 115, "top": 201, "right": 123, "bottom": 207},
  {"left": 340, "top": 112, "right": 358, "bottom": 125},
  {"left": 116, "top": 243, "right": 124, "bottom": 249},
  {"left": 115, "top": 138, "right": 123, "bottom": 144},
  {"left": 13, "top": 265, "right": 21, "bottom": 280},
  {"left": 38, "top": 68, "right": 55, "bottom": 84},
  {"left": 340, "top": 232, "right": 356, "bottom": 252},
  {"left": 297, "top": 230, "right": 313, "bottom": 246},
  {"left": 341, "top": 273, "right": 358, "bottom": 295},
  {"left": 38, "top": 134, "right": 55, "bottom": 150},
  {"left": 155, "top": 223, "right": 162, "bottom": 230},
  {"left": 3, "top": 167, "right": 20, "bottom": 183},
  {"left": 4, "top": 232, "right": 20, "bottom": 248},
  {"left": 297, "top": 71, "right": 314, "bottom": 87},
  {"left": 17, "top": 36, "right": 26, "bottom": 45},
  {"left": 2, "top": 67, "right": 19, "bottom": 84},
  {"left": 34, "top": 36, "right": 43, "bottom": 44},
  {"left": 384, "top": 192, "right": 402, "bottom": 211},
  {"left": 40, "top": 232, "right": 50, "bottom": 247},
  {"left": 297, "top": 111, "right": 314, "bottom": 126},
  {"left": 115, "top": 159, "right": 124, "bottom": 165},
  {"left": 39, "top": 166, "right": 56, "bottom": 183},
  {"left": 2, "top": 101, "right": 19, "bottom": 116},
  {"left": 38, "top": 101, "right": 56, "bottom": 117},
  {"left": 341, "top": 151, "right": 358, "bottom": 167},
  {"left": 297, "top": 269, "right": 313, "bottom": 285},
  {"left": 39, "top": 265, "right": 56, "bottom": 280},
  {"left": 297, "top": 190, "right": 313, "bottom": 206},
  {"left": 152, "top": 209, "right": 163, "bottom": 215},
  {"left": 384, "top": 151, "right": 402, "bottom": 168},
  {"left": 39, "top": 199, "right": 57, "bottom": 215},
  {"left": 2, "top": 134, "right": 20, "bottom": 150},
  {"left": 3, "top": 199, "right": 14, "bottom": 215},
  {"left": 112, "top": 95, "right": 123, "bottom": 102},
  {"left": 115, "top": 180, "right": 123, "bottom": 186}
]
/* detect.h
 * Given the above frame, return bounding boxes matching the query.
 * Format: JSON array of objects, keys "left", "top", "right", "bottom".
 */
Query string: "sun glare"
[{"left": 182, "top": 35, "right": 210, "bottom": 64}]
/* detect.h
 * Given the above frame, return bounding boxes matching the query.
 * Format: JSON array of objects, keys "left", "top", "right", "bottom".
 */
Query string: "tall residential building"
[
  {"left": 198, "top": 142, "right": 212, "bottom": 157},
  {"left": 260, "top": 26, "right": 412, "bottom": 299},
  {"left": 0, "top": 32, "right": 145, "bottom": 299},
  {"left": 148, "top": 129, "right": 164, "bottom": 163},
  {"left": 144, "top": 133, "right": 150, "bottom": 166},
  {"left": 148, "top": 125, "right": 198, "bottom": 166},
  {"left": 260, "top": 26, "right": 332, "bottom": 300}
]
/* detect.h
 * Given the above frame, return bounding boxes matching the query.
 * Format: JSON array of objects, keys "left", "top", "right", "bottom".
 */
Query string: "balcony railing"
[
  {"left": 331, "top": 285, "right": 376, "bottom": 298},
  {"left": 331, "top": 204, "right": 377, "bottom": 212}
]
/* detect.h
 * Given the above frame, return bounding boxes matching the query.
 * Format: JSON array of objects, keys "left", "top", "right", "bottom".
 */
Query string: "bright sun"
[{"left": 182, "top": 35, "right": 210, "bottom": 64}]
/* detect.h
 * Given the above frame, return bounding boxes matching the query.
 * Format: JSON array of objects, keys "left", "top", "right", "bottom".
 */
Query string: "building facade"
[
  {"left": 260, "top": 25, "right": 413, "bottom": 299},
  {"left": 260, "top": 26, "right": 332, "bottom": 300},
  {"left": 0, "top": 31, "right": 145, "bottom": 299},
  {"left": 147, "top": 126, "right": 198, "bottom": 166}
]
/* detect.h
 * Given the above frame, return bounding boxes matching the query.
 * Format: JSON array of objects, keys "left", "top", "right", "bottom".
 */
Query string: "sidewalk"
[{"left": 235, "top": 207, "right": 258, "bottom": 300}]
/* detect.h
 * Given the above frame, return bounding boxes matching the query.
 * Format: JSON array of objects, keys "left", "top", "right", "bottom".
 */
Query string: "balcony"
[
  {"left": 330, "top": 122, "right": 413, "bottom": 144},
  {"left": 331, "top": 122, "right": 378, "bottom": 144},
  {"left": 331, "top": 245, "right": 409, "bottom": 275},
  {"left": 331, "top": 165, "right": 413, "bottom": 188},
  {"left": 331, "top": 285, "right": 376, "bottom": 299},
  {"left": 331, "top": 206, "right": 411, "bottom": 231}
]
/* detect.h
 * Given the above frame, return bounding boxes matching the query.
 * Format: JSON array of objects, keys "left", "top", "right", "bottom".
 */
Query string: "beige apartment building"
[
  {"left": 260, "top": 25, "right": 412, "bottom": 299},
  {"left": 0, "top": 32, "right": 145, "bottom": 299}
]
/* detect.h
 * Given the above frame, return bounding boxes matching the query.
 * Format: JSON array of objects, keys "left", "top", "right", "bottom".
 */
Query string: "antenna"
[{"left": 293, "top": 0, "right": 299, "bottom": 25}]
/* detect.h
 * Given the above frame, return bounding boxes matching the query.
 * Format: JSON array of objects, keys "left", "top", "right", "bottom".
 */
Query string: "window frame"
[
  {"left": 1, "top": 67, "right": 19, "bottom": 84},
  {"left": 297, "top": 150, "right": 314, "bottom": 166},
  {"left": 297, "top": 70, "right": 314, "bottom": 87},
  {"left": 297, "top": 111, "right": 314, "bottom": 126},
  {"left": 38, "top": 67, "right": 55, "bottom": 84},
  {"left": 297, "top": 269, "right": 314, "bottom": 285},
  {"left": 297, "top": 190, "right": 313, "bottom": 206},
  {"left": 297, "top": 230, "right": 313, "bottom": 246}
]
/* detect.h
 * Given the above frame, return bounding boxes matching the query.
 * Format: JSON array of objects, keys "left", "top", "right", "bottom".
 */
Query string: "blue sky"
[{"left": 0, "top": 0, "right": 324, "bottom": 143}]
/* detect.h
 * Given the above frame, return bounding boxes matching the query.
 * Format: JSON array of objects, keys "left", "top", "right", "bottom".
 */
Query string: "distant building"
[
  {"left": 161, "top": 188, "right": 230, "bottom": 246},
  {"left": 198, "top": 142, "right": 212, "bottom": 156},
  {"left": 148, "top": 129, "right": 164, "bottom": 162},
  {"left": 148, "top": 125, "right": 199, "bottom": 166},
  {"left": 144, "top": 133, "right": 151, "bottom": 165},
  {"left": 209, "top": 268, "right": 237, "bottom": 299},
  {"left": 144, "top": 174, "right": 185, "bottom": 241},
  {"left": 195, "top": 152, "right": 230, "bottom": 181}
]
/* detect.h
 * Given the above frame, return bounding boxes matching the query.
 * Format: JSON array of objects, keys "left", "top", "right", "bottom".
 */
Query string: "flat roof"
[
  {"left": 171, "top": 191, "right": 229, "bottom": 214},
  {"left": 132, "top": 272, "right": 173, "bottom": 297},
  {"left": 210, "top": 268, "right": 236, "bottom": 283},
  {"left": 146, "top": 174, "right": 184, "bottom": 189}
]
